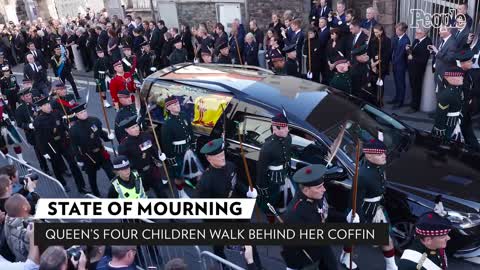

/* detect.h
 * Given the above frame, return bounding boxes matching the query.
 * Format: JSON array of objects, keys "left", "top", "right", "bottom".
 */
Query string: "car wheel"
[{"left": 391, "top": 220, "right": 415, "bottom": 255}]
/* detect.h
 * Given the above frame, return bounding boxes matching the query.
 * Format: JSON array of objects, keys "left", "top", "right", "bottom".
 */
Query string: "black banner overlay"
[{"left": 35, "top": 223, "right": 389, "bottom": 246}]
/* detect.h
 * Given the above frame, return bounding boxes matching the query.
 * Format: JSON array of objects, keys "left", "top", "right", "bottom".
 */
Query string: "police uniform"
[
  {"left": 118, "top": 116, "right": 167, "bottom": 198},
  {"left": 350, "top": 44, "right": 374, "bottom": 100},
  {"left": 0, "top": 66, "right": 19, "bottom": 112},
  {"left": 283, "top": 44, "right": 299, "bottom": 77},
  {"left": 329, "top": 57, "right": 352, "bottom": 94},
  {"left": 114, "top": 90, "right": 139, "bottom": 143},
  {"left": 432, "top": 68, "right": 464, "bottom": 142},
  {"left": 93, "top": 45, "right": 111, "bottom": 93},
  {"left": 215, "top": 42, "right": 232, "bottom": 64},
  {"left": 107, "top": 155, "right": 147, "bottom": 199},
  {"left": 282, "top": 165, "right": 338, "bottom": 270},
  {"left": 398, "top": 212, "right": 452, "bottom": 270},
  {"left": 33, "top": 97, "right": 86, "bottom": 193},
  {"left": 14, "top": 87, "right": 49, "bottom": 172},
  {"left": 257, "top": 114, "right": 292, "bottom": 222},
  {"left": 70, "top": 103, "right": 115, "bottom": 196}
]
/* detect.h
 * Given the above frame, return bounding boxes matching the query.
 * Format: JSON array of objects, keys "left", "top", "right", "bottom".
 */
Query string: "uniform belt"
[
  {"left": 446, "top": 111, "right": 461, "bottom": 117},
  {"left": 92, "top": 148, "right": 100, "bottom": 153},
  {"left": 364, "top": 196, "right": 382, "bottom": 202},
  {"left": 98, "top": 71, "right": 106, "bottom": 74},
  {"left": 172, "top": 140, "right": 187, "bottom": 145},
  {"left": 268, "top": 165, "right": 284, "bottom": 171},
  {"left": 53, "top": 136, "right": 61, "bottom": 141},
  {"left": 142, "top": 165, "right": 150, "bottom": 172}
]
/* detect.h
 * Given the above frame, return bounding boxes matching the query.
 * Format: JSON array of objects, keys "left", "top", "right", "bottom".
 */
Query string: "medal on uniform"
[
  {"left": 69, "top": 100, "right": 75, "bottom": 105},
  {"left": 56, "top": 120, "right": 60, "bottom": 126},
  {"left": 184, "top": 120, "right": 188, "bottom": 126},
  {"left": 139, "top": 140, "right": 152, "bottom": 151},
  {"left": 91, "top": 125, "right": 98, "bottom": 132}
]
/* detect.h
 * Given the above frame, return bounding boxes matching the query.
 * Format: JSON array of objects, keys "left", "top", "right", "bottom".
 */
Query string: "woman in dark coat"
[
  {"left": 368, "top": 24, "right": 391, "bottom": 107},
  {"left": 243, "top": 32, "right": 259, "bottom": 66},
  {"left": 303, "top": 27, "right": 322, "bottom": 82},
  {"left": 325, "top": 27, "right": 347, "bottom": 84}
]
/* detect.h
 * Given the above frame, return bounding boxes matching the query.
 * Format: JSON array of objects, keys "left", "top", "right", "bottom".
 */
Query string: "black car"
[{"left": 141, "top": 63, "right": 480, "bottom": 262}]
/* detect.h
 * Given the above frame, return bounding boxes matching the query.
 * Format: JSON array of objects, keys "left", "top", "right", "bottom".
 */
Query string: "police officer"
[
  {"left": 197, "top": 138, "right": 261, "bottom": 267},
  {"left": 340, "top": 139, "right": 397, "bottom": 270},
  {"left": 118, "top": 115, "right": 168, "bottom": 198},
  {"left": 93, "top": 45, "right": 112, "bottom": 108},
  {"left": 50, "top": 80, "right": 78, "bottom": 125},
  {"left": 398, "top": 211, "right": 452, "bottom": 269},
  {"left": 114, "top": 89, "right": 139, "bottom": 143},
  {"left": 108, "top": 155, "right": 147, "bottom": 198},
  {"left": 14, "top": 87, "right": 49, "bottom": 173},
  {"left": 70, "top": 103, "right": 116, "bottom": 197},
  {"left": 350, "top": 44, "right": 374, "bottom": 100},
  {"left": 432, "top": 68, "right": 464, "bottom": 142},
  {"left": 0, "top": 66, "right": 19, "bottom": 113},
  {"left": 257, "top": 113, "right": 292, "bottom": 223},
  {"left": 161, "top": 96, "right": 197, "bottom": 198},
  {"left": 215, "top": 42, "right": 231, "bottom": 64},
  {"left": 282, "top": 165, "right": 343, "bottom": 270},
  {"left": 33, "top": 97, "right": 87, "bottom": 193}
]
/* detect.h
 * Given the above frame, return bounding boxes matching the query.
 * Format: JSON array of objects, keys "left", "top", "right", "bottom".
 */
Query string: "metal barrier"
[{"left": 200, "top": 251, "right": 246, "bottom": 270}]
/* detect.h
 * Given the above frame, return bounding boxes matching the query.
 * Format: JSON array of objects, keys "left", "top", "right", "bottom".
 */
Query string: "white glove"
[
  {"left": 2, "top": 113, "right": 8, "bottom": 120},
  {"left": 307, "top": 72, "right": 313, "bottom": 79},
  {"left": 346, "top": 210, "right": 360, "bottom": 223},
  {"left": 28, "top": 123, "right": 34, "bottom": 129},
  {"left": 158, "top": 152, "right": 166, "bottom": 161},
  {"left": 43, "top": 154, "right": 51, "bottom": 160},
  {"left": 10, "top": 121, "right": 15, "bottom": 126},
  {"left": 107, "top": 132, "right": 115, "bottom": 140},
  {"left": 246, "top": 188, "right": 258, "bottom": 199},
  {"left": 1, "top": 127, "right": 7, "bottom": 137},
  {"left": 77, "top": 162, "right": 84, "bottom": 167}
]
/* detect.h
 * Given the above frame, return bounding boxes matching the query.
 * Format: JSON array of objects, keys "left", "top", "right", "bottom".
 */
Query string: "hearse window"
[{"left": 235, "top": 116, "right": 272, "bottom": 147}]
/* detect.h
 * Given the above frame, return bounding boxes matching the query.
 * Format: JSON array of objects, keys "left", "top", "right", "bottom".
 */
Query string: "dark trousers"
[
  {"left": 139, "top": 166, "right": 168, "bottom": 198},
  {"left": 408, "top": 67, "right": 426, "bottom": 110},
  {"left": 33, "top": 81, "right": 49, "bottom": 97},
  {"left": 85, "top": 158, "right": 115, "bottom": 197},
  {"left": 50, "top": 144, "right": 86, "bottom": 191},
  {"left": 60, "top": 73, "right": 79, "bottom": 98},
  {"left": 461, "top": 112, "right": 480, "bottom": 151},
  {"left": 393, "top": 68, "right": 407, "bottom": 105},
  {"left": 34, "top": 145, "right": 49, "bottom": 172}
]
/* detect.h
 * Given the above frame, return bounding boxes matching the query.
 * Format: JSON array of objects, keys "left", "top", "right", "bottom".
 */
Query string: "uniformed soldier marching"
[
  {"left": 398, "top": 212, "right": 452, "bottom": 270},
  {"left": 432, "top": 68, "right": 464, "bottom": 142},
  {"left": 329, "top": 56, "right": 352, "bottom": 94},
  {"left": 14, "top": 87, "right": 49, "bottom": 173},
  {"left": 282, "top": 165, "right": 345, "bottom": 270},
  {"left": 283, "top": 44, "right": 299, "bottom": 77},
  {"left": 118, "top": 115, "right": 168, "bottom": 198},
  {"left": 257, "top": 113, "right": 293, "bottom": 223},
  {"left": 114, "top": 89, "right": 140, "bottom": 143},
  {"left": 196, "top": 138, "right": 261, "bottom": 268},
  {"left": 33, "top": 97, "right": 87, "bottom": 193},
  {"left": 93, "top": 45, "right": 112, "bottom": 108},
  {"left": 340, "top": 139, "right": 397, "bottom": 270},
  {"left": 70, "top": 103, "right": 116, "bottom": 197},
  {"left": 350, "top": 44, "right": 374, "bottom": 100},
  {"left": 0, "top": 90, "right": 25, "bottom": 163},
  {"left": 108, "top": 155, "right": 147, "bottom": 199},
  {"left": 121, "top": 42, "right": 139, "bottom": 81},
  {"left": 50, "top": 80, "right": 78, "bottom": 125},
  {"left": 0, "top": 66, "right": 20, "bottom": 113},
  {"left": 161, "top": 96, "right": 198, "bottom": 198},
  {"left": 216, "top": 42, "right": 232, "bottom": 64},
  {"left": 50, "top": 44, "right": 80, "bottom": 99}
]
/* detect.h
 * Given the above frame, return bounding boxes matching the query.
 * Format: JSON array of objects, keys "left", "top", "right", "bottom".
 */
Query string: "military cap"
[
  {"left": 216, "top": 42, "right": 228, "bottom": 51},
  {"left": 332, "top": 55, "right": 349, "bottom": 67},
  {"left": 120, "top": 115, "right": 138, "bottom": 129},
  {"left": 351, "top": 44, "right": 368, "bottom": 56},
  {"left": 18, "top": 87, "right": 32, "bottom": 96},
  {"left": 201, "top": 47, "right": 212, "bottom": 55},
  {"left": 122, "top": 41, "right": 131, "bottom": 49},
  {"left": 1, "top": 66, "right": 9, "bottom": 72},
  {"left": 112, "top": 155, "right": 130, "bottom": 170},
  {"left": 53, "top": 44, "right": 61, "bottom": 50},
  {"left": 415, "top": 211, "right": 452, "bottom": 237},
  {"left": 271, "top": 113, "right": 288, "bottom": 127},
  {"left": 117, "top": 89, "right": 131, "bottom": 98},
  {"left": 443, "top": 67, "right": 464, "bottom": 78},
  {"left": 34, "top": 96, "right": 50, "bottom": 106},
  {"left": 200, "top": 138, "right": 224, "bottom": 156},
  {"left": 363, "top": 138, "right": 387, "bottom": 154},
  {"left": 52, "top": 79, "right": 65, "bottom": 89},
  {"left": 165, "top": 96, "right": 179, "bottom": 108},
  {"left": 283, "top": 43, "right": 296, "bottom": 54},
  {"left": 173, "top": 35, "right": 182, "bottom": 44},
  {"left": 96, "top": 45, "right": 104, "bottom": 52},
  {"left": 292, "top": 165, "right": 327, "bottom": 186},
  {"left": 112, "top": 58, "right": 123, "bottom": 67},
  {"left": 71, "top": 103, "right": 87, "bottom": 114},
  {"left": 455, "top": 49, "right": 474, "bottom": 62},
  {"left": 22, "top": 78, "right": 32, "bottom": 83}
]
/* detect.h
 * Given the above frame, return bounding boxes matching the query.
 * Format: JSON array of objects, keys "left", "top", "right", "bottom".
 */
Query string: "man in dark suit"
[
  {"left": 407, "top": 27, "right": 432, "bottom": 113},
  {"left": 283, "top": 19, "right": 304, "bottom": 72},
  {"left": 346, "top": 19, "right": 368, "bottom": 62},
  {"left": 95, "top": 26, "right": 109, "bottom": 55},
  {"left": 23, "top": 53, "right": 49, "bottom": 97},
  {"left": 27, "top": 42, "right": 47, "bottom": 70},
  {"left": 214, "top": 23, "right": 229, "bottom": 57},
  {"left": 125, "top": 15, "right": 135, "bottom": 37},
  {"left": 430, "top": 25, "right": 457, "bottom": 94},
  {"left": 13, "top": 28, "right": 26, "bottom": 64},
  {"left": 449, "top": 2, "right": 473, "bottom": 30},
  {"left": 318, "top": 18, "right": 331, "bottom": 84},
  {"left": 149, "top": 21, "right": 164, "bottom": 57},
  {"left": 389, "top": 22, "right": 411, "bottom": 108},
  {"left": 310, "top": 0, "right": 331, "bottom": 27},
  {"left": 454, "top": 14, "right": 470, "bottom": 49}
]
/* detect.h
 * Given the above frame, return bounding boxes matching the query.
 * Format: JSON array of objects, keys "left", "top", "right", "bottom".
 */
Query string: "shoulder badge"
[{"left": 438, "top": 103, "right": 449, "bottom": 110}]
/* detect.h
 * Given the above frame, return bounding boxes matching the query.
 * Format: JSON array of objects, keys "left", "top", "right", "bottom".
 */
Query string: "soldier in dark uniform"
[
  {"left": 283, "top": 44, "right": 299, "bottom": 77},
  {"left": 282, "top": 165, "right": 344, "bottom": 270},
  {"left": 33, "top": 97, "right": 87, "bottom": 193},
  {"left": 215, "top": 42, "right": 231, "bottom": 64},
  {"left": 257, "top": 113, "right": 293, "bottom": 223},
  {"left": 169, "top": 36, "right": 188, "bottom": 65},
  {"left": 107, "top": 155, "right": 147, "bottom": 199},
  {"left": 114, "top": 90, "right": 139, "bottom": 143},
  {"left": 398, "top": 211, "right": 452, "bottom": 270},
  {"left": 456, "top": 49, "right": 480, "bottom": 151},
  {"left": 432, "top": 68, "right": 464, "bottom": 142},
  {"left": 0, "top": 66, "right": 19, "bottom": 113},
  {"left": 0, "top": 52, "right": 10, "bottom": 78},
  {"left": 329, "top": 56, "right": 352, "bottom": 94},
  {"left": 50, "top": 45, "right": 80, "bottom": 99},
  {"left": 138, "top": 41, "right": 160, "bottom": 79},
  {"left": 118, "top": 115, "right": 168, "bottom": 198},
  {"left": 161, "top": 96, "right": 197, "bottom": 198},
  {"left": 340, "top": 139, "right": 397, "bottom": 270},
  {"left": 50, "top": 80, "right": 78, "bottom": 125},
  {"left": 0, "top": 89, "right": 25, "bottom": 163},
  {"left": 266, "top": 37, "right": 285, "bottom": 73},
  {"left": 14, "top": 87, "right": 49, "bottom": 173},
  {"left": 350, "top": 44, "right": 374, "bottom": 101},
  {"left": 200, "top": 48, "right": 213, "bottom": 64},
  {"left": 70, "top": 103, "right": 116, "bottom": 197},
  {"left": 93, "top": 45, "right": 112, "bottom": 108},
  {"left": 196, "top": 138, "right": 261, "bottom": 267},
  {"left": 121, "top": 42, "right": 140, "bottom": 84}
]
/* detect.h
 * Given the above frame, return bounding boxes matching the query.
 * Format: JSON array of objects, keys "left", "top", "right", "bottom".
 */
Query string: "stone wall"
[
  {"left": 351, "top": 0, "right": 396, "bottom": 37},
  {"left": 247, "top": 0, "right": 307, "bottom": 31},
  {"left": 177, "top": 2, "right": 218, "bottom": 30}
]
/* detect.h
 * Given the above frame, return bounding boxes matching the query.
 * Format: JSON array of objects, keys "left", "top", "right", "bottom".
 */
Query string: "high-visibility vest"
[{"left": 111, "top": 171, "right": 147, "bottom": 199}]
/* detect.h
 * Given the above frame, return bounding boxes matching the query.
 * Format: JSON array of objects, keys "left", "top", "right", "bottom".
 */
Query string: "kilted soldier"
[
  {"left": 215, "top": 43, "right": 231, "bottom": 64},
  {"left": 0, "top": 93, "right": 25, "bottom": 163},
  {"left": 114, "top": 90, "right": 139, "bottom": 143},
  {"left": 33, "top": 97, "right": 87, "bottom": 193},
  {"left": 257, "top": 113, "right": 293, "bottom": 223},
  {"left": 283, "top": 44, "right": 299, "bottom": 77},
  {"left": 282, "top": 165, "right": 349, "bottom": 270},
  {"left": 50, "top": 80, "right": 78, "bottom": 125},
  {"left": 108, "top": 155, "right": 147, "bottom": 199},
  {"left": 197, "top": 138, "right": 261, "bottom": 268},
  {"left": 15, "top": 87, "right": 49, "bottom": 173},
  {"left": 110, "top": 58, "right": 137, "bottom": 111},
  {"left": 70, "top": 103, "right": 116, "bottom": 197},
  {"left": 340, "top": 139, "right": 397, "bottom": 270},
  {"left": 398, "top": 212, "right": 452, "bottom": 270},
  {"left": 350, "top": 44, "right": 374, "bottom": 100},
  {"left": 118, "top": 115, "right": 168, "bottom": 198},
  {"left": 161, "top": 96, "right": 199, "bottom": 198},
  {"left": 0, "top": 66, "right": 19, "bottom": 113},
  {"left": 329, "top": 56, "right": 352, "bottom": 94},
  {"left": 432, "top": 68, "right": 464, "bottom": 142},
  {"left": 93, "top": 45, "right": 112, "bottom": 108}
]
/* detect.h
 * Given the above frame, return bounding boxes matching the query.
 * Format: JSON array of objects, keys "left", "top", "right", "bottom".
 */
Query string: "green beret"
[
  {"left": 292, "top": 164, "right": 327, "bottom": 186},
  {"left": 200, "top": 138, "right": 224, "bottom": 155},
  {"left": 351, "top": 44, "right": 368, "bottom": 56}
]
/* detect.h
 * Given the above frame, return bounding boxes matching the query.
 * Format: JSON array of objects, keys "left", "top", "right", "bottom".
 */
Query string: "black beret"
[
  {"left": 363, "top": 138, "right": 387, "bottom": 154},
  {"left": 455, "top": 49, "right": 474, "bottom": 62},
  {"left": 271, "top": 113, "right": 288, "bottom": 127},
  {"left": 71, "top": 103, "right": 87, "bottom": 114},
  {"left": 216, "top": 42, "right": 228, "bottom": 51},
  {"left": 351, "top": 44, "right": 368, "bottom": 56},
  {"left": 120, "top": 115, "right": 138, "bottom": 129},
  {"left": 34, "top": 96, "right": 50, "bottom": 106},
  {"left": 117, "top": 89, "right": 131, "bottom": 98}
]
